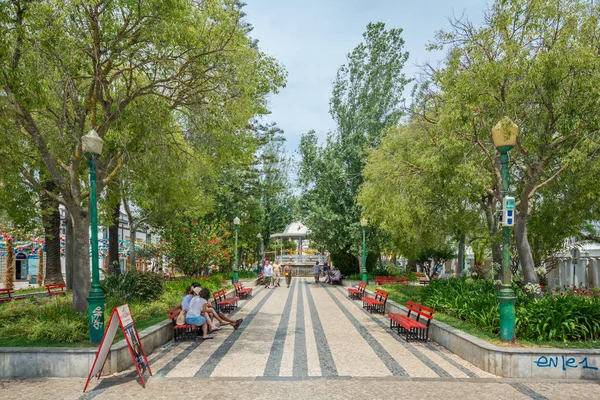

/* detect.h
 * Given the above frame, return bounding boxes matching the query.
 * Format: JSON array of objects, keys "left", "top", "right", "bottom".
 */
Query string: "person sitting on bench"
[
  {"left": 186, "top": 287, "right": 213, "bottom": 340},
  {"left": 199, "top": 288, "right": 242, "bottom": 330},
  {"left": 330, "top": 267, "right": 342, "bottom": 284}
]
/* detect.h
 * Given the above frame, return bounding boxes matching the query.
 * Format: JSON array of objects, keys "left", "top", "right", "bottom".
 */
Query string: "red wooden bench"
[
  {"left": 213, "top": 288, "right": 239, "bottom": 314},
  {"left": 348, "top": 282, "right": 366, "bottom": 300},
  {"left": 362, "top": 289, "right": 388, "bottom": 314},
  {"left": 388, "top": 301, "right": 436, "bottom": 343},
  {"left": 0, "top": 288, "right": 15, "bottom": 304},
  {"left": 167, "top": 306, "right": 198, "bottom": 341},
  {"left": 399, "top": 276, "right": 409, "bottom": 285},
  {"left": 45, "top": 283, "right": 66, "bottom": 295},
  {"left": 234, "top": 282, "right": 253, "bottom": 299}
]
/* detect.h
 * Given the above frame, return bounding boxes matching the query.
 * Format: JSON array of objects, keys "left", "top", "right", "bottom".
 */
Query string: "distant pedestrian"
[
  {"left": 313, "top": 261, "right": 320, "bottom": 283},
  {"left": 284, "top": 262, "right": 293, "bottom": 288},
  {"left": 264, "top": 261, "right": 273, "bottom": 288},
  {"left": 273, "top": 260, "right": 281, "bottom": 287}
]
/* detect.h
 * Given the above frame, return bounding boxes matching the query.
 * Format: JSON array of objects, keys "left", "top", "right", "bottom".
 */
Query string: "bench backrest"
[
  {"left": 0, "top": 288, "right": 14, "bottom": 296},
  {"left": 406, "top": 301, "right": 436, "bottom": 323},
  {"left": 167, "top": 305, "right": 182, "bottom": 316},
  {"left": 213, "top": 288, "right": 227, "bottom": 303},
  {"left": 167, "top": 305, "right": 182, "bottom": 322},
  {"left": 357, "top": 282, "right": 366, "bottom": 293},
  {"left": 45, "top": 283, "right": 66, "bottom": 292},
  {"left": 375, "top": 289, "right": 389, "bottom": 300}
]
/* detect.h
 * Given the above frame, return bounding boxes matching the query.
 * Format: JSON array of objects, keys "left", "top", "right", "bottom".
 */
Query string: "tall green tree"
[
  {"left": 429, "top": 0, "right": 600, "bottom": 285},
  {"left": 299, "top": 22, "right": 410, "bottom": 273},
  {"left": 0, "top": 0, "right": 285, "bottom": 311}
]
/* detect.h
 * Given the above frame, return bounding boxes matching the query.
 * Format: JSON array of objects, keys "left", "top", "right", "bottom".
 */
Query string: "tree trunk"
[
  {"left": 108, "top": 201, "right": 120, "bottom": 274},
  {"left": 482, "top": 193, "right": 502, "bottom": 278},
  {"left": 514, "top": 211, "right": 538, "bottom": 286},
  {"left": 128, "top": 224, "right": 136, "bottom": 268},
  {"left": 65, "top": 209, "right": 74, "bottom": 291},
  {"left": 123, "top": 199, "right": 137, "bottom": 269},
  {"left": 457, "top": 234, "right": 465, "bottom": 276},
  {"left": 41, "top": 180, "right": 64, "bottom": 285},
  {"left": 69, "top": 208, "right": 91, "bottom": 312}
]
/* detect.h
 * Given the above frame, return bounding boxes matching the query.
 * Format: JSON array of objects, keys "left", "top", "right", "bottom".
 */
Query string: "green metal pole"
[
  {"left": 362, "top": 226, "right": 368, "bottom": 284},
  {"left": 233, "top": 225, "right": 239, "bottom": 283},
  {"left": 498, "top": 148, "right": 516, "bottom": 342},
  {"left": 87, "top": 158, "right": 105, "bottom": 344}
]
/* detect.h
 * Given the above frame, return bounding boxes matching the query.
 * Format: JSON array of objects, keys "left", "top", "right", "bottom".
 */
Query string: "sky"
[{"left": 244, "top": 0, "right": 487, "bottom": 154}]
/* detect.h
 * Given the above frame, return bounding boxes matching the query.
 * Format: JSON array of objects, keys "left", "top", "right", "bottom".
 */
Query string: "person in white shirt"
[
  {"left": 186, "top": 287, "right": 213, "bottom": 339},
  {"left": 330, "top": 267, "right": 342, "bottom": 285},
  {"left": 264, "top": 261, "right": 273, "bottom": 288}
]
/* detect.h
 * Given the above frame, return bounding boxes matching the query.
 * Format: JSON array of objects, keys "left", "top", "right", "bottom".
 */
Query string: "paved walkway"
[{"left": 2, "top": 278, "right": 599, "bottom": 399}]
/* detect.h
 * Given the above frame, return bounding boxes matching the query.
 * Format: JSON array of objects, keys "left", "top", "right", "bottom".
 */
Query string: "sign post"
[{"left": 84, "top": 304, "right": 152, "bottom": 392}]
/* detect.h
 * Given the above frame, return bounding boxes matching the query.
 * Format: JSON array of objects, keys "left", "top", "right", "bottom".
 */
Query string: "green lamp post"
[
  {"left": 82, "top": 129, "right": 106, "bottom": 344},
  {"left": 233, "top": 217, "right": 240, "bottom": 283},
  {"left": 492, "top": 117, "right": 519, "bottom": 343},
  {"left": 360, "top": 218, "right": 368, "bottom": 284}
]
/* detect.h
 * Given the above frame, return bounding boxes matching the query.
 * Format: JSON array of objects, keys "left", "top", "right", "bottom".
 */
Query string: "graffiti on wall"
[{"left": 534, "top": 355, "right": 598, "bottom": 371}]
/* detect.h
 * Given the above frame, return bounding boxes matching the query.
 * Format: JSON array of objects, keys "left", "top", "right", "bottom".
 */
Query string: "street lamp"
[
  {"left": 492, "top": 117, "right": 519, "bottom": 343},
  {"left": 233, "top": 217, "right": 240, "bottom": 283},
  {"left": 82, "top": 129, "right": 105, "bottom": 344},
  {"left": 360, "top": 218, "right": 368, "bottom": 284}
]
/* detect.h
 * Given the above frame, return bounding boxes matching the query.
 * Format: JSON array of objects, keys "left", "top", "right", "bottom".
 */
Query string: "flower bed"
[{"left": 381, "top": 278, "right": 600, "bottom": 344}]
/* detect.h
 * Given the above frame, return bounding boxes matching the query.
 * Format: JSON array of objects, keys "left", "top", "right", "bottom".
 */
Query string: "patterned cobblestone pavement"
[{"left": 2, "top": 278, "right": 599, "bottom": 399}]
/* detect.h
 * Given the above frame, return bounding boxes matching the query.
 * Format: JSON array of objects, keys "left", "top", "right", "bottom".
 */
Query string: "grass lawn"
[{"left": 368, "top": 284, "right": 600, "bottom": 350}]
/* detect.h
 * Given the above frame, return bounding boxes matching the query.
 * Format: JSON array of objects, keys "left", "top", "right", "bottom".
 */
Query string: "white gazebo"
[{"left": 270, "top": 222, "right": 324, "bottom": 264}]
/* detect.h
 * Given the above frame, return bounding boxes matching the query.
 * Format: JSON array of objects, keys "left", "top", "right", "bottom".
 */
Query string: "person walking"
[
  {"left": 284, "top": 262, "right": 293, "bottom": 288},
  {"left": 313, "top": 261, "right": 320, "bottom": 283},
  {"left": 273, "top": 260, "right": 281, "bottom": 287},
  {"left": 264, "top": 260, "right": 273, "bottom": 288}
]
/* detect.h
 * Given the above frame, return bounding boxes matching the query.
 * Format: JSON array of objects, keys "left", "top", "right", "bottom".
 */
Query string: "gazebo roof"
[{"left": 270, "top": 221, "right": 311, "bottom": 239}]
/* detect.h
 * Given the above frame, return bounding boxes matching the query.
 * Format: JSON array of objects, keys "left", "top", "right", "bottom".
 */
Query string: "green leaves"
[{"left": 300, "top": 22, "right": 410, "bottom": 266}]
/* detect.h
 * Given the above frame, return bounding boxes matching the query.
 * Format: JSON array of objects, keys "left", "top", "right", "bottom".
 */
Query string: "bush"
[
  {"left": 516, "top": 294, "right": 600, "bottom": 342},
  {"left": 371, "top": 267, "right": 392, "bottom": 277},
  {"left": 422, "top": 278, "right": 500, "bottom": 333},
  {"left": 102, "top": 270, "right": 164, "bottom": 304},
  {"left": 420, "top": 278, "right": 600, "bottom": 342}
]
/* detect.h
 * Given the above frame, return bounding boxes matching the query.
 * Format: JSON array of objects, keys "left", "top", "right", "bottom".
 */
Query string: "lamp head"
[
  {"left": 257, "top": 232, "right": 262, "bottom": 239},
  {"left": 82, "top": 129, "right": 104, "bottom": 158},
  {"left": 233, "top": 217, "right": 240, "bottom": 226},
  {"left": 360, "top": 218, "right": 368, "bottom": 227},
  {"left": 492, "top": 117, "right": 518, "bottom": 153}
]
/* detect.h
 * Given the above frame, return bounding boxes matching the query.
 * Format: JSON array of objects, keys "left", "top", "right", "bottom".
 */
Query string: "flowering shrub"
[
  {"left": 523, "top": 283, "right": 542, "bottom": 295},
  {"left": 162, "top": 220, "right": 233, "bottom": 275}
]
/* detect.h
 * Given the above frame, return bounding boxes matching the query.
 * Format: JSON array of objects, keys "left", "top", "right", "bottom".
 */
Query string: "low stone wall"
[
  {"left": 0, "top": 318, "right": 173, "bottom": 378},
  {"left": 0, "top": 282, "right": 254, "bottom": 378},
  {"left": 383, "top": 297, "right": 600, "bottom": 380}
]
